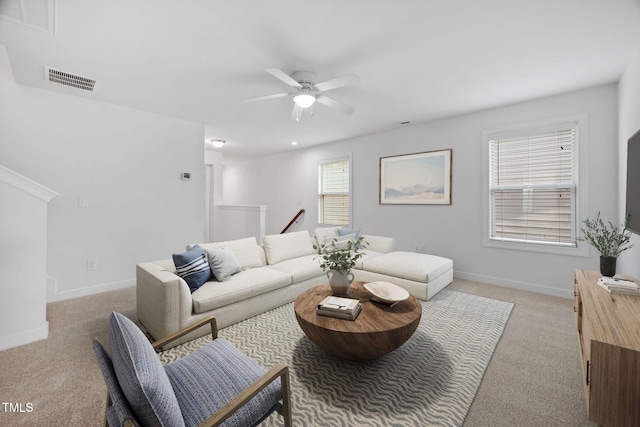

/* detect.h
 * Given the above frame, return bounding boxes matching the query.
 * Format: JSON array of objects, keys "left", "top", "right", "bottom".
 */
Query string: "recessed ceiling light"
[
  {"left": 210, "top": 139, "right": 225, "bottom": 148},
  {"left": 291, "top": 141, "right": 298, "bottom": 146}
]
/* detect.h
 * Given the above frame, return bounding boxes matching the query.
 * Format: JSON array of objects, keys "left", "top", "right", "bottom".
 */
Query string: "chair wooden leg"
[{"left": 280, "top": 366, "right": 293, "bottom": 427}]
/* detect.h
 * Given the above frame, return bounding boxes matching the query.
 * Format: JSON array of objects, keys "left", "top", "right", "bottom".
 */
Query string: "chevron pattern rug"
[{"left": 158, "top": 289, "right": 513, "bottom": 426}]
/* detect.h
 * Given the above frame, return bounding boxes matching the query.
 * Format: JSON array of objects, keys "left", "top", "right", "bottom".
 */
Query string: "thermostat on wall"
[{"left": 181, "top": 172, "right": 191, "bottom": 181}]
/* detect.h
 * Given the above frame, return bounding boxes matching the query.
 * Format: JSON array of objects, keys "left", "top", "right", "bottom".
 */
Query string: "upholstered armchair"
[{"left": 93, "top": 312, "right": 292, "bottom": 427}]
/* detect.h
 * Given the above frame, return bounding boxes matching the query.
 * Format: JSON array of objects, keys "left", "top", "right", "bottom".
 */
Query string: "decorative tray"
[{"left": 364, "top": 281, "right": 409, "bottom": 304}]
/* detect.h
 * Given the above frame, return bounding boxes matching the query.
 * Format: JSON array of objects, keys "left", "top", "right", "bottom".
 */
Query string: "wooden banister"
[{"left": 280, "top": 209, "right": 305, "bottom": 234}]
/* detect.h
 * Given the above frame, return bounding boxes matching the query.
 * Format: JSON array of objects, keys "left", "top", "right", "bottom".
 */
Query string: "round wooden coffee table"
[{"left": 294, "top": 282, "right": 422, "bottom": 360}]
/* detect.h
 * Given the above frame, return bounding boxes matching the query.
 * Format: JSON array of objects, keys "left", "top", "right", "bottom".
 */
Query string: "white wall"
[
  {"left": 0, "top": 167, "right": 57, "bottom": 350},
  {"left": 205, "top": 149, "right": 224, "bottom": 241},
  {"left": 618, "top": 41, "right": 640, "bottom": 279},
  {"left": 224, "top": 84, "right": 619, "bottom": 298},
  {"left": 0, "top": 80, "right": 205, "bottom": 301}
]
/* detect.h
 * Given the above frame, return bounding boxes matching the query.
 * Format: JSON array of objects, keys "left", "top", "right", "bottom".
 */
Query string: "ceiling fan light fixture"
[{"left": 293, "top": 94, "right": 316, "bottom": 109}]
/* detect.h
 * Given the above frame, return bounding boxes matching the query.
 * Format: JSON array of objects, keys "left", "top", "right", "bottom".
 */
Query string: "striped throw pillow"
[{"left": 173, "top": 245, "right": 212, "bottom": 292}]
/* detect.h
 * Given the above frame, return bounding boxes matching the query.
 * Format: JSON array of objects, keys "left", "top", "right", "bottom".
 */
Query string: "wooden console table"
[{"left": 573, "top": 269, "right": 640, "bottom": 426}]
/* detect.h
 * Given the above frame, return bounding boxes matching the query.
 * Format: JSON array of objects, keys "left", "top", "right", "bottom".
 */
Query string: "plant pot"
[
  {"left": 327, "top": 270, "right": 354, "bottom": 296},
  {"left": 600, "top": 256, "right": 617, "bottom": 277}
]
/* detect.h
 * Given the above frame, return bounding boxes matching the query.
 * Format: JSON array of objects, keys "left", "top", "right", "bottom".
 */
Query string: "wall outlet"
[
  {"left": 87, "top": 259, "right": 97, "bottom": 271},
  {"left": 415, "top": 245, "right": 427, "bottom": 253},
  {"left": 78, "top": 196, "right": 89, "bottom": 208}
]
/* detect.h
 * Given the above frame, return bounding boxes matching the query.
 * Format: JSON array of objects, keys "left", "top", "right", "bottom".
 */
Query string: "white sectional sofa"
[{"left": 136, "top": 228, "right": 453, "bottom": 347}]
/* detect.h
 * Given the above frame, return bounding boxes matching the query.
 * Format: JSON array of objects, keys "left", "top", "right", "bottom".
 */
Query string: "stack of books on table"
[
  {"left": 597, "top": 276, "right": 640, "bottom": 295},
  {"left": 317, "top": 296, "right": 361, "bottom": 320}
]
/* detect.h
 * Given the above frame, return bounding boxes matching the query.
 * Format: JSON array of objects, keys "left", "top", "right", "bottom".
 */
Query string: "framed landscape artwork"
[{"left": 379, "top": 149, "right": 452, "bottom": 205}]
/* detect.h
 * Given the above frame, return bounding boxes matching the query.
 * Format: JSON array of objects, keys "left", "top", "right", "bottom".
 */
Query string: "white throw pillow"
[
  {"left": 323, "top": 233, "right": 356, "bottom": 249},
  {"left": 314, "top": 227, "right": 340, "bottom": 248}
]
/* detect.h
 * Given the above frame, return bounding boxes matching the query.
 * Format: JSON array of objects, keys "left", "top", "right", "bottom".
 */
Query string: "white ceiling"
[{"left": 2, "top": 0, "right": 640, "bottom": 163}]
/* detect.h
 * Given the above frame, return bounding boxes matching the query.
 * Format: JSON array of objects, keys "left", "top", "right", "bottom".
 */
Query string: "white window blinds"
[
  {"left": 318, "top": 158, "right": 350, "bottom": 226},
  {"left": 489, "top": 124, "right": 577, "bottom": 246}
]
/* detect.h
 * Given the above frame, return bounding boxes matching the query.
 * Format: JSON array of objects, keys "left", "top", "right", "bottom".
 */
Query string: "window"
[
  {"left": 318, "top": 156, "right": 351, "bottom": 226},
  {"left": 486, "top": 121, "right": 580, "bottom": 249}
]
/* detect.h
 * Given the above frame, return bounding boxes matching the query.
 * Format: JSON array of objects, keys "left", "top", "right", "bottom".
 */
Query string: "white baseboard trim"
[
  {"left": 453, "top": 271, "right": 573, "bottom": 299},
  {"left": 0, "top": 322, "right": 49, "bottom": 351},
  {"left": 47, "top": 278, "right": 136, "bottom": 303}
]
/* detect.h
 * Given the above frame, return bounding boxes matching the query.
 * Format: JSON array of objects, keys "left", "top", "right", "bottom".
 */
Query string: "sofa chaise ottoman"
[{"left": 313, "top": 227, "right": 453, "bottom": 300}]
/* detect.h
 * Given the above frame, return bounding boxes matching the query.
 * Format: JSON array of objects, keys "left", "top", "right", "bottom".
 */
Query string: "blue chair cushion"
[
  {"left": 173, "top": 245, "right": 213, "bottom": 292},
  {"left": 165, "top": 338, "right": 282, "bottom": 427},
  {"left": 109, "top": 312, "right": 185, "bottom": 427}
]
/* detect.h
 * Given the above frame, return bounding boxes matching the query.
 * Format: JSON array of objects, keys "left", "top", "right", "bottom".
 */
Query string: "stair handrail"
[{"left": 280, "top": 209, "right": 305, "bottom": 234}]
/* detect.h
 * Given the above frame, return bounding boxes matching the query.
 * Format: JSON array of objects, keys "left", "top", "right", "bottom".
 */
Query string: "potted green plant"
[
  {"left": 580, "top": 212, "right": 634, "bottom": 277},
  {"left": 314, "top": 235, "right": 368, "bottom": 296}
]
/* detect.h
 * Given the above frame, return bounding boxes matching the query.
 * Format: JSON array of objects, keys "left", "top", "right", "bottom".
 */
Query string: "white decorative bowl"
[{"left": 364, "top": 281, "right": 410, "bottom": 304}]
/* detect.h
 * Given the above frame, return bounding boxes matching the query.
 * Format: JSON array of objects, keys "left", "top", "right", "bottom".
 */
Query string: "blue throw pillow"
[
  {"left": 338, "top": 227, "right": 362, "bottom": 248},
  {"left": 338, "top": 227, "right": 361, "bottom": 239},
  {"left": 173, "top": 245, "right": 212, "bottom": 292}
]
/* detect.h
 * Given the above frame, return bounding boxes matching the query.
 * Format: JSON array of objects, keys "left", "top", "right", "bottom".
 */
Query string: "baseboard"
[
  {"left": 47, "top": 278, "right": 136, "bottom": 303},
  {"left": 0, "top": 322, "right": 49, "bottom": 351},
  {"left": 453, "top": 271, "right": 573, "bottom": 299}
]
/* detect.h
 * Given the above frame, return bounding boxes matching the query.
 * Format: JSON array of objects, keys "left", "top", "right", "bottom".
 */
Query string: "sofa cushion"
[
  {"left": 191, "top": 267, "right": 291, "bottom": 313},
  {"left": 109, "top": 312, "right": 185, "bottom": 427},
  {"left": 362, "top": 251, "right": 453, "bottom": 283},
  {"left": 172, "top": 245, "right": 212, "bottom": 292},
  {"left": 362, "top": 234, "right": 396, "bottom": 253},
  {"left": 354, "top": 250, "right": 383, "bottom": 269},
  {"left": 267, "top": 254, "right": 325, "bottom": 283},
  {"left": 262, "top": 230, "right": 314, "bottom": 265},
  {"left": 189, "top": 238, "right": 265, "bottom": 270},
  {"left": 206, "top": 247, "right": 241, "bottom": 281}
]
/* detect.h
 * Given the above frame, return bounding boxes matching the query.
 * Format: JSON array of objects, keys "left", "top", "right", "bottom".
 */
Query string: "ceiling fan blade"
[
  {"left": 243, "top": 92, "right": 290, "bottom": 102},
  {"left": 314, "top": 73, "right": 359, "bottom": 92},
  {"left": 316, "top": 95, "right": 355, "bottom": 115},
  {"left": 265, "top": 68, "right": 302, "bottom": 88}
]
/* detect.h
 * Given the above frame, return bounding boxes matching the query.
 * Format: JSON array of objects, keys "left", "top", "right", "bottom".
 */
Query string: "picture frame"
[{"left": 379, "top": 149, "right": 452, "bottom": 205}]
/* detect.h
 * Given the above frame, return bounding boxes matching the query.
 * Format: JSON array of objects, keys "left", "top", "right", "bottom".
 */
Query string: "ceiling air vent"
[{"left": 45, "top": 67, "right": 96, "bottom": 91}]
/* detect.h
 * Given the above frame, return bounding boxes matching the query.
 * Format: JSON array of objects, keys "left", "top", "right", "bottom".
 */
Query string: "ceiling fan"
[{"left": 245, "top": 68, "right": 359, "bottom": 121}]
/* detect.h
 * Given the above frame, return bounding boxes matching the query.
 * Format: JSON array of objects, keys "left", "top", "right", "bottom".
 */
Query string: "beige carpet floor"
[{"left": 0, "top": 278, "right": 591, "bottom": 426}]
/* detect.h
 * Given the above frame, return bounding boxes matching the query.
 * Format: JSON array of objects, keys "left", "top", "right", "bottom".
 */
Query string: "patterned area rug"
[{"left": 158, "top": 289, "right": 513, "bottom": 426}]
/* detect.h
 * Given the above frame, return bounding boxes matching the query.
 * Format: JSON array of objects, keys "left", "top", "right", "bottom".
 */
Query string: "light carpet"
[{"left": 158, "top": 290, "right": 513, "bottom": 426}]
